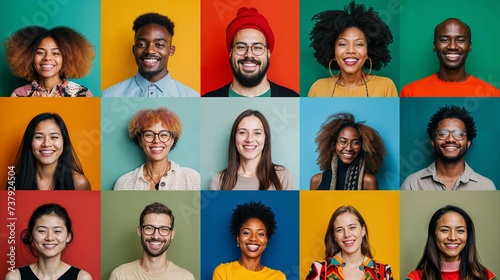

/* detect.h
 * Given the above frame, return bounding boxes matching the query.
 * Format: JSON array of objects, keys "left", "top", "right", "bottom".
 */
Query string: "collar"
[
  {"left": 138, "top": 161, "right": 179, "bottom": 181},
  {"left": 421, "top": 161, "right": 479, "bottom": 184},
  {"left": 134, "top": 72, "right": 172, "bottom": 93},
  {"left": 331, "top": 254, "right": 374, "bottom": 270}
]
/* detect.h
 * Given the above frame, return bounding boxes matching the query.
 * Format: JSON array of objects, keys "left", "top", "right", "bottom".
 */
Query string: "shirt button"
[
  {"left": 149, "top": 92, "right": 153, "bottom": 95},
  {"left": 160, "top": 182, "right": 166, "bottom": 187}
]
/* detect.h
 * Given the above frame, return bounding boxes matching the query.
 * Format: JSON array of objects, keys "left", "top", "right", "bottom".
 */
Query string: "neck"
[
  {"left": 37, "top": 76, "right": 63, "bottom": 90},
  {"left": 145, "top": 159, "right": 170, "bottom": 173},
  {"left": 339, "top": 251, "right": 365, "bottom": 268},
  {"left": 337, "top": 71, "right": 367, "bottom": 89},
  {"left": 231, "top": 77, "right": 269, "bottom": 97},
  {"left": 238, "top": 257, "right": 263, "bottom": 272},
  {"left": 35, "top": 163, "right": 58, "bottom": 190},
  {"left": 437, "top": 67, "right": 469, "bottom": 82},
  {"left": 140, "top": 69, "right": 168, "bottom": 83},
  {"left": 238, "top": 157, "right": 260, "bottom": 177},
  {"left": 140, "top": 253, "right": 169, "bottom": 274},
  {"left": 435, "top": 159, "right": 465, "bottom": 177},
  {"left": 33, "top": 258, "right": 66, "bottom": 277}
]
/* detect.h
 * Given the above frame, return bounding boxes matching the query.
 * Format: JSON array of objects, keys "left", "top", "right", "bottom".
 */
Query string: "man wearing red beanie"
[{"left": 203, "top": 7, "right": 298, "bottom": 97}]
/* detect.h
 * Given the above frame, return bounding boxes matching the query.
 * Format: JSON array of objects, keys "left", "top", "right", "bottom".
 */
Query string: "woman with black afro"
[{"left": 307, "top": 0, "right": 397, "bottom": 97}]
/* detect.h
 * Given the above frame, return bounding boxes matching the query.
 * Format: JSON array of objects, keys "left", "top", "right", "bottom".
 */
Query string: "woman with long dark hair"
[{"left": 209, "top": 109, "right": 293, "bottom": 190}]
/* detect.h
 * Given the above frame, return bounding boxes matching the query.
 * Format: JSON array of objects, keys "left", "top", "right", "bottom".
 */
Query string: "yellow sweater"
[{"left": 307, "top": 75, "right": 398, "bottom": 97}]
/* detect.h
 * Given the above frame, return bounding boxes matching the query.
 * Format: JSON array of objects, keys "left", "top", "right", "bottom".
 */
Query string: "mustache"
[{"left": 237, "top": 58, "right": 261, "bottom": 65}]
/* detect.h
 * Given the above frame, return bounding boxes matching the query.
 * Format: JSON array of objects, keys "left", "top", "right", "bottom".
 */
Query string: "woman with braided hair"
[{"left": 310, "top": 112, "right": 385, "bottom": 190}]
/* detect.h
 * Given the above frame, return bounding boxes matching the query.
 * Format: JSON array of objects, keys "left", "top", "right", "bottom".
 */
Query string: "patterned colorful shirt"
[
  {"left": 11, "top": 79, "right": 92, "bottom": 97},
  {"left": 306, "top": 254, "right": 393, "bottom": 280}
]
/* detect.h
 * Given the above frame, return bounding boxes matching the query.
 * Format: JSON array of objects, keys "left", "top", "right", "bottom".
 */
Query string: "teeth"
[
  {"left": 41, "top": 151, "right": 54, "bottom": 155},
  {"left": 41, "top": 65, "right": 54, "bottom": 69},
  {"left": 143, "top": 59, "right": 157, "bottom": 63},
  {"left": 343, "top": 241, "right": 354, "bottom": 245},
  {"left": 247, "top": 244, "right": 259, "bottom": 251},
  {"left": 151, "top": 147, "right": 163, "bottom": 151},
  {"left": 44, "top": 244, "right": 56, "bottom": 249},
  {"left": 446, "top": 244, "right": 459, "bottom": 248},
  {"left": 446, "top": 54, "right": 459, "bottom": 57},
  {"left": 344, "top": 58, "right": 358, "bottom": 62}
]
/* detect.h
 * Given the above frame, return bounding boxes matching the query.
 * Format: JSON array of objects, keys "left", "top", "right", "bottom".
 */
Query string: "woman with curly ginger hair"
[
  {"left": 4, "top": 26, "right": 95, "bottom": 97},
  {"left": 307, "top": 0, "right": 397, "bottom": 97},
  {"left": 310, "top": 112, "right": 385, "bottom": 190}
]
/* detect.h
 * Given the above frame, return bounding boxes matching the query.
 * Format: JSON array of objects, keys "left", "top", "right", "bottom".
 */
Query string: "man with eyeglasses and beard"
[
  {"left": 203, "top": 7, "right": 298, "bottom": 97},
  {"left": 109, "top": 202, "right": 195, "bottom": 279},
  {"left": 401, "top": 105, "right": 496, "bottom": 190}
]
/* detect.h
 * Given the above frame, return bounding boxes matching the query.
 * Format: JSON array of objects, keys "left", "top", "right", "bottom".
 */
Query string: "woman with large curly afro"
[
  {"left": 310, "top": 112, "right": 385, "bottom": 190},
  {"left": 307, "top": 0, "right": 397, "bottom": 97},
  {"left": 4, "top": 26, "right": 95, "bottom": 97}
]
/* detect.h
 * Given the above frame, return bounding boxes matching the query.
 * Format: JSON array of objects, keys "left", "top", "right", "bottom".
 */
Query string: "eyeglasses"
[
  {"left": 435, "top": 129, "right": 467, "bottom": 140},
  {"left": 232, "top": 43, "right": 267, "bottom": 56},
  {"left": 142, "top": 130, "right": 173, "bottom": 143},
  {"left": 337, "top": 138, "right": 361, "bottom": 148},
  {"left": 141, "top": 225, "right": 172, "bottom": 236}
]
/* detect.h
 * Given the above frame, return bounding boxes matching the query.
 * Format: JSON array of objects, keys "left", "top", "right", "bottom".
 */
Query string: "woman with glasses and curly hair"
[
  {"left": 113, "top": 107, "right": 200, "bottom": 190},
  {"left": 310, "top": 112, "right": 385, "bottom": 190}
]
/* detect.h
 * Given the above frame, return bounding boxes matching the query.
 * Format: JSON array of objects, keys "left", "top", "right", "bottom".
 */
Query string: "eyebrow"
[
  {"left": 34, "top": 132, "right": 61, "bottom": 135},
  {"left": 135, "top": 38, "right": 168, "bottom": 42}
]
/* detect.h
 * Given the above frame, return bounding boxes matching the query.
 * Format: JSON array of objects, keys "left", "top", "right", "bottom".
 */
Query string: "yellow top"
[
  {"left": 307, "top": 75, "right": 398, "bottom": 97},
  {"left": 212, "top": 261, "right": 286, "bottom": 280}
]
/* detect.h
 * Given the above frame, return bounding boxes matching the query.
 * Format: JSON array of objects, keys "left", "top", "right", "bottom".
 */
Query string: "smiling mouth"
[
  {"left": 444, "top": 243, "right": 460, "bottom": 249},
  {"left": 40, "top": 150, "right": 55, "bottom": 156},
  {"left": 40, "top": 64, "right": 55, "bottom": 70},
  {"left": 246, "top": 244, "right": 260, "bottom": 252},
  {"left": 344, "top": 58, "right": 358, "bottom": 66}
]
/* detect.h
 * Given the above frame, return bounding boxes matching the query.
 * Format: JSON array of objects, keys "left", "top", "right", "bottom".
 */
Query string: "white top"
[{"left": 113, "top": 161, "right": 200, "bottom": 190}]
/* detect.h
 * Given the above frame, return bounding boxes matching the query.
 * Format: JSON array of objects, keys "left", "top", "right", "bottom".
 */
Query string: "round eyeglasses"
[
  {"left": 232, "top": 43, "right": 267, "bottom": 56},
  {"left": 141, "top": 225, "right": 172, "bottom": 236},
  {"left": 435, "top": 129, "right": 467, "bottom": 141},
  {"left": 142, "top": 130, "right": 173, "bottom": 143},
  {"left": 337, "top": 138, "right": 361, "bottom": 148}
]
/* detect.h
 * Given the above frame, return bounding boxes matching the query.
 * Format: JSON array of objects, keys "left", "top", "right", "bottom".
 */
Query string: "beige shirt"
[
  {"left": 400, "top": 161, "right": 496, "bottom": 190},
  {"left": 109, "top": 259, "right": 194, "bottom": 280},
  {"left": 307, "top": 75, "right": 398, "bottom": 97},
  {"left": 113, "top": 161, "right": 200, "bottom": 190},
  {"left": 209, "top": 167, "right": 294, "bottom": 190}
]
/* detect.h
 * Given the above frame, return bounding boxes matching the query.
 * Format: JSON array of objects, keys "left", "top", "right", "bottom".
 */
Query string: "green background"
[
  {"left": 101, "top": 191, "right": 200, "bottom": 279},
  {"left": 400, "top": 0, "right": 500, "bottom": 89},
  {"left": 0, "top": 0, "right": 101, "bottom": 96},
  {"left": 300, "top": 0, "right": 400, "bottom": 95}
]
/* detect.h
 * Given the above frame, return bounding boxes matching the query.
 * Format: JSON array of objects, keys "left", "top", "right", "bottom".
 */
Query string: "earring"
[
  {"left": 328, "top": 59, "right": 340, "bottom": 77},
  {"left": 237, "top": 243, "right": 239, "bottom": 247},
  {"left": 364, "top": 58, "right": 372, "bottom": 75}
]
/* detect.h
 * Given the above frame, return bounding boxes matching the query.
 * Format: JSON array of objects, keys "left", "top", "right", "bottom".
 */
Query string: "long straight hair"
[
  {"left": 11, "top": 113, "right": 84, "bottom": 190},
  {"left": 219, "top": 110, "right": 284, "bottom": 190},
  {"left": 416, "top": 205, "right": 489, "bottom": 280}
]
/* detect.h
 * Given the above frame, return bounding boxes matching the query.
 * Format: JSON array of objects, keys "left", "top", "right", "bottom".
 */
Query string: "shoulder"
[
  {"left": 101, "top": 78, "right": 134, "bottom": 97},
  {"left": 4, "top": 269, "right": 21, "bottom": 280},
  {"left": 110, "top": 260, "right": 138, "bottom": 275},
  {"left": 405, "top": 269, "right": 422, "bottom": 280},
  {"left": 74, "top": 173, "right": 91, "bottom": 190},
  {"left": 209, "top": 172, "right": 223, "bottom": 190},
  {"left": 11, "top": 84, "right": 32, "bottom": 97},
  {"left": 268, "top": 81, "right": 299, "bottom": 97},
  {"left": 169, "top": 79, "right": 199, "bottom": 97},
  {"left": 274, "top": 166, "right": 294, "bottom": 190},
  {"left": 468, "top": 75, "right": 500, "bottom": 96},
  {"left": 113, "top": 166, "right": 142, "bottom": 190},
  {"left": 203, "top": 84, "right": 230, "bottom": 97},
  {"left": 168, "top": 261, "right": 195, "bottom": 278},
  {"left": 400, "top": 166, "right": 431, "bottom": 190},
  {"left": 308, "top": 77, "right": 334, "bottom": 97},
  {"left": 77, "top": 269, "right": 93, "bottom": 280},
  {"left": 467, "top": 166, "right": 496, "bottom": 190},
  {"left": 369, "top": 76, "right": 398, "bottom": 96},
  {"left": 362, "top": 173, "right": 378, "bottom": 190},
  {"left": 310, "top": 173, "right": 323, "bottom": 190},
  {"left": 401, "top": 74, "right": 436, "bottom": 97}
]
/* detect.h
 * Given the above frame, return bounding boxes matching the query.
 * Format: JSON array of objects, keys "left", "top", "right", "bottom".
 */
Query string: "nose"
[
  {"left": 243, "top": 46, "right": 254, "bottom": 58},
  {"left": 45, "top": 231, "right": 54, "bottom": 241},
  {"left": 346, "top": 43, "right": 356, "bottom": 53},
  {"left": 445, "top": 132, "right": 456, "bottom": 142},
  {"left": 448, "top": 231, "right": 457, "bottom": 241},
  {"left": 145, "top": 43, "right": 156, "bottom": 54},
  {"left": 447, "top": 39, "right": 458, "bottom": 50}
]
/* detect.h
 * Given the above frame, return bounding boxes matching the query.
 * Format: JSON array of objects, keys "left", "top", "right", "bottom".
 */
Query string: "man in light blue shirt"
[{"left": 102, "top": 13, "right": 198, "bottom": 97}]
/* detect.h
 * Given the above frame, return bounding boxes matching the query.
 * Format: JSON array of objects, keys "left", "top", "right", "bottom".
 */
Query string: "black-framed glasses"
[
  {"left": 435, "top": 129, "right": 467, "bottom": 140},
  {"left": 232, "top": 43, "right": 267, "bottom": 56},
  {"left": 141, "top": 225, "right": 172, "bottom": 236},
  {"left": 141, "top": 130, "right": 173, "bottom": 143},
  {"left": 337, "top": 138, "right": 361, "bottom": 148}
]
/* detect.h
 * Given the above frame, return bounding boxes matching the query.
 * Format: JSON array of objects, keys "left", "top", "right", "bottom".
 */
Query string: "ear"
[
  {"left": 468, "top": 45, "right": 472, "bottom": 52},
  {"left": 137, "top": 226, "right": 142, "bottom": 237},
  {"left": 169, "top": 45, "right": 176, "bottom": 56},
  {"left": 66, "top": 232, "right": 72, "bottom": 243},
  {"left": 467, "top": 140, "right": 471, "bottom": 149},
  {"left": 267, "top": 49, "right": 271, "bottom": 58},
  {"left": 132, "top": 45, "right": 135, "bottom": 54},
  {"left": 170, "top": 229, "right": 175, "bottom": 240},
  {"left": 432, "top": 45, "right": 436, "bottom": 52},
  {"left": 361, "top": 225, "right": 366, "bottom": 237},
  {"left": 431, "top": 139, "right": 435, "bottom": 149}
]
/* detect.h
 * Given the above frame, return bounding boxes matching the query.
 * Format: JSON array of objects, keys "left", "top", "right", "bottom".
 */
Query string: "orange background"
[
  {"left": 200, "top": 0, "right": 300, "bottom": 94},
  {"left": 0, "top": 191, "right": 100, "bottom": 277},
  {"left": 101, "top": 0, "right": 200, "bottom": 92},
  {"left": 0, "top": 98, "right": 101, "bottom": 190},
  {"left": 300, "top": 191, "right": 400, "bottom": 279}
]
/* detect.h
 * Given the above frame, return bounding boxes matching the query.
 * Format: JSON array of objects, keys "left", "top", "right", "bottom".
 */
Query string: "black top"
[
  {"left": 317, "top": 161, "right": 350, "bottom": 190},
  {"left": 19, "top": 265, "right": 81, "bottom": 280},
  {"left": 202, "top": 81, "right": 299, "bottom": 97}
]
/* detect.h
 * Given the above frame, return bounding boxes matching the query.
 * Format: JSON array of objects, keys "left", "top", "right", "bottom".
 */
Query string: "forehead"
[
  {"left": 38, "top": 37, "right": 58, "bottom": 48},
  {"left": 238, "top": 115, "right": 264, "bottom": 129},
  {"left": 436, "top": 20, "right": 469, "bottom": 37},
  {"left": 135, "top": 23, "right": 171, "bottom": 40},
  {"left": 338, "top": 126, "right": 360, "bottom": 138},
  {"left": 35, "top": 119, "right": 61, "bottom": 132},
  {"left": 437, "top": 211, "right": 466, "bottom": 226},
  {"left": 241, "top": 217, "right": 266, "bottom": 230},
  {"left": 337, "top": 26, "right": 366, "bottom": 41},
  {"left": 143, "top": 213, "right": 171, "bottom": 226},
  {"left": 233, "top": 28, "right": 266, "bottom": 44},
  {"left": 334, "top": 212, "right": 360, "bottom": 226},
  {"left": 35, "top": 214, "right": 66, "bottom": 227},
  {"left": 436, "top": 118, "right": 466, "bottom": 129}
]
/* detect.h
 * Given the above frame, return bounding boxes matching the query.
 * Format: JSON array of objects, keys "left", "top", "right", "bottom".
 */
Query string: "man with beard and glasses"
[
  {"left": 401, "top": 105, "right": 496, "bottom": 190},
  {"left": 203, "top": 7, "right": 298, "bottom": 97},
  {"left": 109, "top": 202, "right": 195, "bottom": 279},
  {"left": 401, "top": 18, "right": 500, "bottom": 97},
  {"left": 102, "top": 13, "right": 198, "bottom": 97}
]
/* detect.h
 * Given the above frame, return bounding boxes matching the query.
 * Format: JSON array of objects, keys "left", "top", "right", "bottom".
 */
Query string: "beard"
[
  {"left": 138, "top": 68, "right": 165, "bottom": 80},
  {"left": 140, "top": 234, "right": 170, "bottom": 257},
  {"left": 435, "top": 143, "right": 468, "bottom": 163},
  {"left": 230, "top": 56, "right": 270, "bottom": 88}
]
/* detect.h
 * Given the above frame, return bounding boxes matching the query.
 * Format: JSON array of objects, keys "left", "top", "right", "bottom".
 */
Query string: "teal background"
[
  {"left": 101, "top": 98, "right": 201, "bottom": 190},
  {"left": 0, "top": 0, "right": 101, "bottom": 96},
  {"left": 200, "top": 98, "right": 300, "bottom": 189},
  {"left": 300, "top": 0, "right": 400, "bottom": 95},
  {"left": 300, "top": 98, "right": 400, "bottom": 190},
  {"left": 400, "top": 191, "right": 500, "bottom": 279},
  {"left": 101, "top": 191, "right": 200, "bottom": 279},
  {"left": 400, "top": 0, "right": 500, "bottom": 89},
  {"left": 400, "top": 98, "right": 500, "bottom": 189}
]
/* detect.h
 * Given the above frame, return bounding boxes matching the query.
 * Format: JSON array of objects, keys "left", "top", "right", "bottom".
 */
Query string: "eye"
[
  {"left": 155, "top": 43, "right": 165, "bottom": 48},
  {"left": 238, "top": 131, "right": 248, "bottom": 136},
  {"left": 36, "top": 50, "right": 45, "bottom": 55},
  {"left": 355, "top": 42, "right": 365, "bottom": 47},
  {"left": 254, "top": 131, "right": 262, "bottom": 136},
  {"left": 50, "top": 135, "right": 59, "bottom": 140},
  {"left": 52, "top": 52, "right": 60, "bottom": 56},
  {"left": 440, "top": 38, "right": 450, "bottom": 43},
  {"left": 136, "top": 42, "right": 146, "bottom": 48},
  {"left": 457, "top": 229, "right": 466, "bottom": 234},
  {"left": 253, "top": 45, "right": 264, "bottom": 52},
  {"left": 37, "top": 229, "right": 46, "bottom": 234},
  {"left": 337, "top": 42, "right": 347, "bottom": 47},
  {"left": 34, "top": 135, "right": 43, "bottom": 140},
  {"left": 258, "top": 232, "right": 265, "bottom": 237},
  {"left": 440, "top": 228, "right": 449, "bottom": 233}
]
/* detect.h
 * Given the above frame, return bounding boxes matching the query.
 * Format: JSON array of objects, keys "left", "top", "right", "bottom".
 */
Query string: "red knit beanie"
[{"left": 226, "top": 7, "right": 275, "bottom": 52}]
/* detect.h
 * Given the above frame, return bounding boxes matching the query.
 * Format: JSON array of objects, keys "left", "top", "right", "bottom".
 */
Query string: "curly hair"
[
  {"left": 309, "top": 0, "right": 393, "bottom": 71},
  {"left": 229, "top": 201, "right": 277, "bottom": 239},
  {"left": 4, "top": 26, "right": 95, "bottom": 81},
  {"left": 315, "top": 112, "right": 385, "bottom": 174},
  {"left": 128, "top": 107, "right": 182, "bottom": 151},
  {"left": 133, "top": 12, "right": 175, "bottom": 36},
  {"left": 426, "top": 105, "right": 477, "bottom": 142}
]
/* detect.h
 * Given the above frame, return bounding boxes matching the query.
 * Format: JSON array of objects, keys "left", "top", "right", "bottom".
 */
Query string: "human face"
[
  {"left": 333, "top": 212, "right": 366, "bottom": 256},
  {"left": 334, "top": 27, "right": 368, "bottom": 75},
  {"left": 138, "top": 213, "right": 175, "bottom": 257},
  {"left": 235, "top": 115, "right": 266, "bottom": 163},
  {"left": 140, "top": 122, "right": 174, "bottom": 162},
  {"left": 32, "top": 119, "right": 63, "bottom": 168},
  {"left": 230, "top": 29, "right": 270, "bottom": 88},
  {"left": 33, "top": 37, "right": 63, "bottom": 80},
  {"left": 431, "top": 118, "right": 470, "bottom": 163},
  {"left": 435, "top": 211, "right": 467, "bottom": 262},
  {"left": 31, "top": 214, "right": 71, "bottom": 259},
  {"left": 434, "top": 19, "right": 471, "bottom": 71},
  {"left": 335, "top": 127, "right": 361, "bottom": 165},
  {"left": 133, "top": 24, "right": 175, "bottom": 82},
  {"left": 237, "top": 218, "right": 268, "bottom": 260}
]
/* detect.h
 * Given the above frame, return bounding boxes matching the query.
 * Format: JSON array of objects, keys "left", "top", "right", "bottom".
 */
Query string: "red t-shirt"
[{"left": 401, "top": 74, "right": 500, "bottom": 97}]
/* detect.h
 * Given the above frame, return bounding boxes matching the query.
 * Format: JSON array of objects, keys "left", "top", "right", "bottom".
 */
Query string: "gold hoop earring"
[
  {"left": 364, "top": 58, "right": 372, "bottom": 75},
  {"left": 328, "top": 59, "right": 340, "bottom": 77}
]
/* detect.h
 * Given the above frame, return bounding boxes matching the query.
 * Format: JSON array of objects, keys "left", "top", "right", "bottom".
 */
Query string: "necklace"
[
  {"left": 331, "top": 74, "right": 369, "bottom": 97},
  {"left": 146, "top": 162, "right": 170, "bottom": 190}
]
